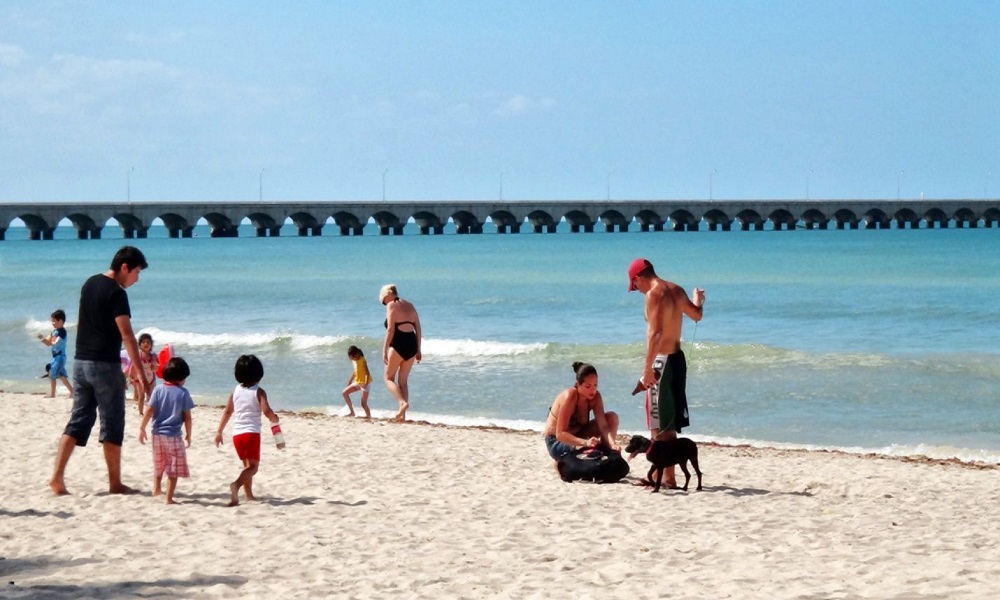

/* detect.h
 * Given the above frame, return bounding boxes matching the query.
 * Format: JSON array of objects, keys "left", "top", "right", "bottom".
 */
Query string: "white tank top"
[{"left": 231, "top": 384, "right": 262, "bottom": 435}]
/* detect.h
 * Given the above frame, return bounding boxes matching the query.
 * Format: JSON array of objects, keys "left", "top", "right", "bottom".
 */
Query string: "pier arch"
[
  {"left": 409, "top": 210, "right": 444, "bottom": 235},
  {"left": 923, "top": 208, "right": 949, "bottom": 229},
  {"left": 18, "top": 214, "right": 56, "bottom": 240},
  {"left": 862, "top": 208, "right": 890, "bottom": 230},
  {"left": 159, "top": 212, "right": 194, "bottom": 238},
  {"left": 832, "top": 209, "right": 859, "bottom": 230},
  {"left": 983, "top": 208, "right": 1000, "bottom": 228},
  {"left": 489, "top": 209, "right": 522, "bottom": 233},
  {"left": 372, "top": 210, "right": 405, "bottom": 236},
  {"left": 332, "top": 210, "right": 365, "bottom": 236},
  {"left": 703, "top": 208, "right": 732, "bottom": 231},
  {"left": 288, "top": 211, "right": 323, "bottom": 236},
  {"left": 598, "top": 209, "right": 630, "bottom": 233},
  {"left": 634, "top": 209, "right": 666, "bottom": 232},
  {"left": 669, "top": 209, "right": 699, "bottom": 232},
  {"left": 245, "top": 211, "right": 282, "bottom": 237},
  {"left": 65, "top": 212, "right": 103, "bottom": 239},
  {"left": 527, "top": 210, "right": 558, "bottom": 233},
  {"left": 450, "top": 210, "right": 482, "bottom": 235},
  {"left": 204, "top": 212, "right": 239, "bottom": 237},
  {"left": 894, "top": 208, "right": 920, "bottom": 229},
  {"left": 767, "top": 209, "right": 797, "bottom": 231},
  {"left": 564, "top": 209, "right": 596, "bottom": 233},
  {"left": 735, "top": 209, "right": 764, "bottom": 231},
  {"left": 800, "top": 208, "right": 829, "bottom": 230},
  {"left": 114, "top": 211, "right": 149, "bottom": 238},
  {"left": 953, "top": 207, "right": 978, "bottom": 228}
]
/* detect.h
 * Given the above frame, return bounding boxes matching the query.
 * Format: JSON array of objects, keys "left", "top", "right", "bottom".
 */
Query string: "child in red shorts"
[{"left": 214, "top": 354, "right": 280, "bottom": 507}]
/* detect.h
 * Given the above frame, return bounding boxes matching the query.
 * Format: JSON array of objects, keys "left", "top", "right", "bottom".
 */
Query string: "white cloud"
[
  {"left": 493, "top": 94, "right": 556, "bottom": 117},
  {"left": 0, "top": 42, "right": 27, "bottom": 67},
  {"left": 0, "top": 53, "right": 181, "bottom": 115}
]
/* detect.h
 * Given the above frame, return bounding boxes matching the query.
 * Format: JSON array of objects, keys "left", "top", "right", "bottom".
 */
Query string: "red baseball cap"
[{"left": 627, "top": 258, "right": 652, "bottom": 291}]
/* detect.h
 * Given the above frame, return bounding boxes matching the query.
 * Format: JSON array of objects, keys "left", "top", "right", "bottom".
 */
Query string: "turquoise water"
[{"left": 2, "top": 224, "right": 999, "bottom": 462}]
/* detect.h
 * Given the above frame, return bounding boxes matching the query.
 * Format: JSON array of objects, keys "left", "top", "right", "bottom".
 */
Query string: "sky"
[{"left": 1, "top": 1, "right": 998, "bottom": 203}]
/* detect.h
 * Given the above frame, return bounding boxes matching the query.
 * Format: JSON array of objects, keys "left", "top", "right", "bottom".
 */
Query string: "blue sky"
[{"left": 1, "top": 1, "right": 998, "bottom": 202}]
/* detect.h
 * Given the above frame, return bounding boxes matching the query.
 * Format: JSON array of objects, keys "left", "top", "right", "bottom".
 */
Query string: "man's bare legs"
[
  {"left": 102, "top": 442, "right": 137, "bottom": 494},
  {"left": 50, "top": 435, "right": 135, "bottom": 495},
  {"left": 49, "top": 434, "right": 76, "bottom": 495}
]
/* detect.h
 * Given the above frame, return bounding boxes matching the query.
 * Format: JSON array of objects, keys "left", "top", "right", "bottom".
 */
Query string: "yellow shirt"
[{"left": 353, "top": 357, "right": 372, "bottom": 386}]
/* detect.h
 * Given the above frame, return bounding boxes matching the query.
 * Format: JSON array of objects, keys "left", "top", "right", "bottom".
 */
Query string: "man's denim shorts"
[{"left": 64, "top": 360, "right": 127, "bottom": 446}]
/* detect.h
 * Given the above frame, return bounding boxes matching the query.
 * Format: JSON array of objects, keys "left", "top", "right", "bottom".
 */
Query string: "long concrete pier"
[{"left": 2, "top": 199, "right": 999, "bottom": 240}]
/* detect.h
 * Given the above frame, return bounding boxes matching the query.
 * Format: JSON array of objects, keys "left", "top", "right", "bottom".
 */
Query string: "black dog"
[{"left": 625, "top": 434, "right": 703, "bottom": 492}]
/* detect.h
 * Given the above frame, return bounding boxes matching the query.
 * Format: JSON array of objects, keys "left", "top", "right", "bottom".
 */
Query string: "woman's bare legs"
[{"left": 384, "top": 350, "right": 415, "bottom": 421}]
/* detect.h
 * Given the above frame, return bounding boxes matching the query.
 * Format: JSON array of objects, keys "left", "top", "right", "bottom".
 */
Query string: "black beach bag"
[{"left": 557, "top": 447, "right": 630, "bottom": 483}]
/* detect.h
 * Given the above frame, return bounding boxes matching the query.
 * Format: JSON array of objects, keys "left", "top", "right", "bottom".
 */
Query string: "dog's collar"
[{"left": 646, "top": 443, "right": 655, "bottom": 456}]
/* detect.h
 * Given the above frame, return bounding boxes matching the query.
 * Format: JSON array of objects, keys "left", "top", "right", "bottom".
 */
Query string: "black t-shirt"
[{"left": 75, "top": 273, "right": 132, "bottom": 363}]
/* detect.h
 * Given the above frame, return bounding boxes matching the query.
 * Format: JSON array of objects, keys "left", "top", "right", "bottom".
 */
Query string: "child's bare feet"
[
  {"left": 227, "top": 482, "right": 239, "bottom": 507},
  {"left": 109, "top": 483, "right": 139, "bottom": 495},
  {"left": 165, "top": 497, "right": 177, "bottom": 505}
]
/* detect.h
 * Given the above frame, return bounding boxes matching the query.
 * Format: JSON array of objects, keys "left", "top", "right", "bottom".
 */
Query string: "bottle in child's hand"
[{"left": 271, "top": 423, "right": 286, "bottom": 450}]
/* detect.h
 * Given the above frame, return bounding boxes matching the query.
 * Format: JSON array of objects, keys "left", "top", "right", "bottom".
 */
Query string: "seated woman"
[{"left": 543, "top": 362, "right": 620, "bottom": 461}]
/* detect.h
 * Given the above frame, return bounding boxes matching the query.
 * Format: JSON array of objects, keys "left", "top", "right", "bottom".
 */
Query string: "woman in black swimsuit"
[{"left": 380, "top": 284, "right": 422, "bottom": 422}]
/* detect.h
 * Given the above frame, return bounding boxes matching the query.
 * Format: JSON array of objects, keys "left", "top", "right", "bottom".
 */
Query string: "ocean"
[{"left": 2, "top": 222, "right": 999, "bottom": 463}]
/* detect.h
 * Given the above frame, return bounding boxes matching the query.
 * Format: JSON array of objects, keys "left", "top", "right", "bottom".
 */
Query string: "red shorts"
[
  {"left": 152, "top": 434, "right": 189, "bottom": 478},
  {"left": 232, "top": 432, "right": 261, "bottom": 462}
]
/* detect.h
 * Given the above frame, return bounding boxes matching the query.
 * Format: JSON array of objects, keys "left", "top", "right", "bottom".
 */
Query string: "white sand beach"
[{"left": 2, "top": 389, "right": 999, "bottom": 599}]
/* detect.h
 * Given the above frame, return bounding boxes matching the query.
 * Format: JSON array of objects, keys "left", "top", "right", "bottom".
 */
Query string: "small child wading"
[
  {"left": 138, "top": 357, "right": 194, "bottom": 505},
  {"left": 214, "top": 354, "right": 280, "bottom": 507},
  {"left": 38, "top": 309, "right": 73, "bottom": 398},
  {"left": 342, "top": 345, "right": 372, "bottom": 418},
  {"left": 131, "top": 333, "right": 158, "bottom": 416}
]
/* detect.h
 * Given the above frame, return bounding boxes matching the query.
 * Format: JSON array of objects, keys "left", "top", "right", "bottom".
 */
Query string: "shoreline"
[
  {"left": 4, "top": 389, "right": 1000, "bottom": 598},
  {"left": 10, "top": 386, "right": 1000, "bottom": 468}
]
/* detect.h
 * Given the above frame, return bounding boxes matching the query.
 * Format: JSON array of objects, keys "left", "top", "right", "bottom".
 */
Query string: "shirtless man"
[{"left": 628, "top": 257, "right": 704, "bottom": 488}]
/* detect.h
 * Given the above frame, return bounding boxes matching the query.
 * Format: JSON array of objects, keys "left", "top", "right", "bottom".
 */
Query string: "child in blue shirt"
[
  {"left": 138, "top": 357, "right": 194, "bottom": 504},
  {"left": 38, "top": 309, "right": 73, "bottom": 398}
]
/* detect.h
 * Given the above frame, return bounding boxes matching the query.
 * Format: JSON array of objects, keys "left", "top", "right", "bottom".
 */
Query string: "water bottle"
[{"left": 271, "top": 423, "right": 286, "bottom": 450}]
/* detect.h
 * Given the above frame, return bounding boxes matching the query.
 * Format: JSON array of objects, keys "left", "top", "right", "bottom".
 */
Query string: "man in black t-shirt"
[{"left": 50, "top": 246, "right": 148, "bottom": 495}]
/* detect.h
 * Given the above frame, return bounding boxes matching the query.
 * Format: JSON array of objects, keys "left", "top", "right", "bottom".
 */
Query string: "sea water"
[{"left": 2, "top": 223, "right": 999, "bottom": 462}]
